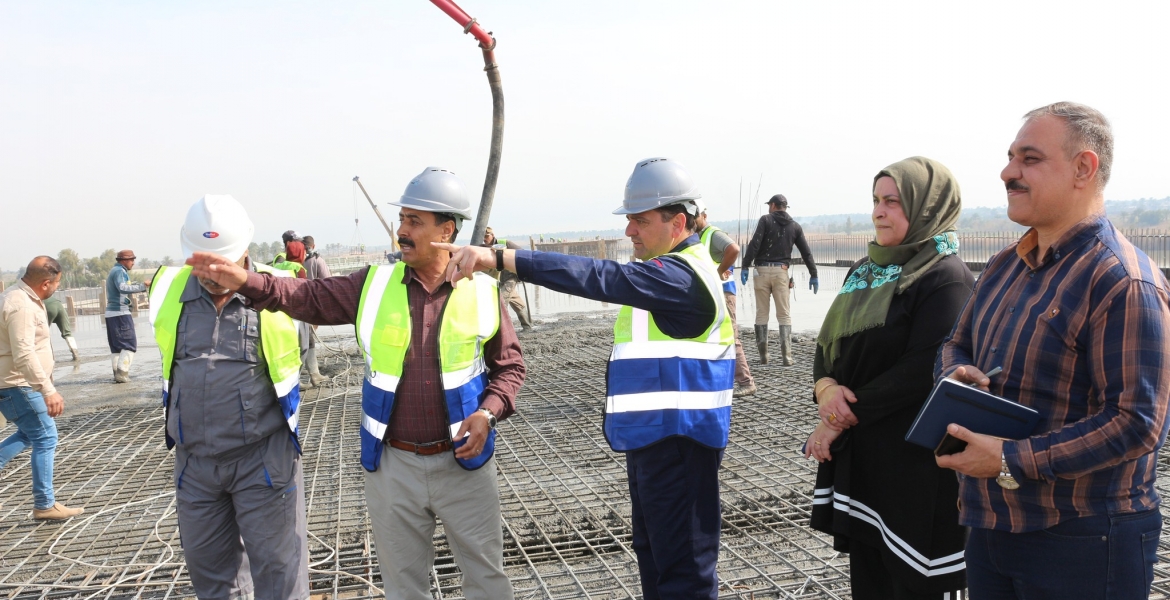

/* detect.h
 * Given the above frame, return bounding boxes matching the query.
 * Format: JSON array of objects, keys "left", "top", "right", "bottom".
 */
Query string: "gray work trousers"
[
  {"left": 365, "top": 447, "right": 513, "bottom": 600},
  {"left": 175, "top": 432, "right": 309, "bottom": 600},
  {"left": 500, "top": 280, "right": 532, "bottom": 329},
  {"left": 753, "top": 265, "right": 792, "bottom": 326}
]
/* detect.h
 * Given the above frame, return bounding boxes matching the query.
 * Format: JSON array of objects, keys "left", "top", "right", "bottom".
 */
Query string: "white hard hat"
[
  {"left": 693, "top": 198, "right": 708, "bottom": 215},
  {"left": 388, "top": 167, "right": 474, "bottom": 229},
  {"left": 180, "top": 194, "right": 255, "bottom": 262},
  {"left": 614, "top": 157, "right": 702, "bottom": 215}
]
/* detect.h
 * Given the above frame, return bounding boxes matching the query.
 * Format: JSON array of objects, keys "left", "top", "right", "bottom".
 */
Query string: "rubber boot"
[
  {"left": 114, "top": 350, "right": 134, "bottom": 383},
  {"left": 110, "top": 354, "right": 121, "bottom": 382},
  {"left": 65, "top": 336, "right": 80, "bottom": 362},
  {"left": 779, "top": 325, "right": 794, "bottom": 366},
  {"left": 754, "top": 325, "right": 769, "bottom": 365},
  {"left": 306, "top": 348, "right": 327, "bottom": 387}
]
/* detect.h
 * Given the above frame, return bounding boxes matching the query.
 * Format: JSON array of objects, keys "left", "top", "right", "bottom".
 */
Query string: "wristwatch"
[
  {"left": 478, "top": 407, "right": 497, "bottom": 430},
  {"left": 495, "top": 248, "right": 505, "bottom": 271},
  {"left": 996, "top": 451, "right": 1019, "bottom": 490}
]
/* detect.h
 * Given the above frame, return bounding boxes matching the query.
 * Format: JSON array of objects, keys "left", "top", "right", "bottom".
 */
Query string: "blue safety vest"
[{"left": 604, "top": 244, "right": 736, "bottom": 452}]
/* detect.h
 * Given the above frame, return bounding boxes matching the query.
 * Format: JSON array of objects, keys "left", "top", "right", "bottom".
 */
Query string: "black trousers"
[{"left": 626, "top": 437, "right": 722, "bottom": 600}]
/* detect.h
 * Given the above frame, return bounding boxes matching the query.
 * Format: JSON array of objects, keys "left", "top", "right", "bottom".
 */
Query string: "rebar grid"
[{"left": 2, "top": 327, "right": 1169, "bottom": 599}]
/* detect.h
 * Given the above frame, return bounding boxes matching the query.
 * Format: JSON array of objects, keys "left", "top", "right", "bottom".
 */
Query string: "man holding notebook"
[{"left": 935, "top": 102, "right": 1170, "bottom": 600}]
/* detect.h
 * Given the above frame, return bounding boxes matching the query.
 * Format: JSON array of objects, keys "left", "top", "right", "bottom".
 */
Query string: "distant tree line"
[{"left": 248, "top": 241, "right": 285, "bottom": 264}]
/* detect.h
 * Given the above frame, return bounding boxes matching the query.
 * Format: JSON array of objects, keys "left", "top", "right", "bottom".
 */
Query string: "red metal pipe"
[{"left": 429, "top": 0, "right": 495, "bottom": 49}]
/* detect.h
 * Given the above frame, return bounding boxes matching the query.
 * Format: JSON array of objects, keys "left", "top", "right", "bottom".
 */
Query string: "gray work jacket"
[{"left": 166, "top": 275, "right": 286, "bottom": 460}]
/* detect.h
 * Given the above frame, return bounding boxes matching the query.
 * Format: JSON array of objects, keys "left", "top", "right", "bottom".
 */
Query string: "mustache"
[
  {"left": 197, "top": 278, "right": 231, "bottom": 296},
  {"left": 1005, "top": 179, "right": 1029, "bottom": 192},
  {"left": 397, "top": 237, "right": 415, "bottom": 248}
]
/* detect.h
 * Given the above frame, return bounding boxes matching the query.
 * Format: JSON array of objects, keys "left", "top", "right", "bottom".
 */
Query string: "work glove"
[
  {"left": 740, "top": 270, "right": 749, "bottom": 285},
  {"left": 809, "top": 277, "right": 820, "bottom": 294}
]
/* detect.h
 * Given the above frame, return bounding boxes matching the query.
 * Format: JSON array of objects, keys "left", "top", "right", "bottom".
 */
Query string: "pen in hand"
[{"left": 969, "top": 366, "right": 1002, "bottom": 387}]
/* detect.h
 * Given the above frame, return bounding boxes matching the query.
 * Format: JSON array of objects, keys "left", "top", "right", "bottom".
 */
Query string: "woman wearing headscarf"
[
  {"left": 804, "top": 157, "right": 974, "bottom": 599},
  {"left": 279, "top": 241, "right": 308, "bottom": 279}
]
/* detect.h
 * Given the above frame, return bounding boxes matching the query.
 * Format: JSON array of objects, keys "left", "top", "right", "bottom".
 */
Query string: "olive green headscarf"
[{"left": 816, "top": 156, "right": 962, "bottom": 372}]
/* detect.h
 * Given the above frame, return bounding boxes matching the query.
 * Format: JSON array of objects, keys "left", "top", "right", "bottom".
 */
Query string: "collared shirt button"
[
  {"left": 425, "top": 381, "right": 430, "bottom": 385},
  {"left": 991, "top": 347, "right": 998, "bottom": 353},
  {"left": 426, "top": 322, "right": 432, "bottom": 327},
  {"left": 1009, "top": 307, "right": 1015, "bottom": 313}
]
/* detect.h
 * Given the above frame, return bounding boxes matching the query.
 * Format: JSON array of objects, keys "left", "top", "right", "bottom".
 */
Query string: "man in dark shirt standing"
[
  {"left": 186, "top": 167, "right": 525, "bottom": 599},
  {"left": 936, "top": 102, "right": 1170, "bottom": 600},
  {"left": 740, "top": 194, "right": 818, "bottom": 366}
]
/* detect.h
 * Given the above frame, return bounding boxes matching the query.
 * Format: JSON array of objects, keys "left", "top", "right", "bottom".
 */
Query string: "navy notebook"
[{"left": 905, "top": 377, "right": 1042, "bottom": 452}]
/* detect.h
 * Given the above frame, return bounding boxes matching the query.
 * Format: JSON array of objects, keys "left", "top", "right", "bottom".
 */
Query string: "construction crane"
[{"left": 353, "top": 176, "right": 398, "bottom": 251}]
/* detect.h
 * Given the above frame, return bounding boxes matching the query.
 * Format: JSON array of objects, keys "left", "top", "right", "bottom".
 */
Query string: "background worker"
[
  {"left": 105, "top": 249, "right": 149, "bottom": 383},
  {"left": 439, "top": 157, "right": 733, "bottom": 599},
  {"left": 937, "top": 102, "right": 1168, "bottom": 600},
  {"left": 273, "top": 240, "right": 307, "bottom": 279},
  {"left": 44, "top": 295, "right": 80, "bottom": 362},
  {"left": 271, "top": 230, "right": 298, "bottom": 265},
  {"left": 0, "top": 256, "right": 84, "bottom": 520},
  {"left": 695, "top": 200, "right": 756, "bottom": 397},
  {"left": 482, "top": 226, "right": 534, "bottom": 331},
  {"left": 151, "top": 195, "right": 309, "bottom": 599},
  {"left": 302, "top": 236, "right": 331, "bottom": 280},
  {"left": 300, "top": 236, "right": 329, "bottom": 388},
  {"left": 741, "top": 194, "right": 818, "bottom": 366},
  {"left": 185, "top": 167, "right": 525, "bottom": 599}
]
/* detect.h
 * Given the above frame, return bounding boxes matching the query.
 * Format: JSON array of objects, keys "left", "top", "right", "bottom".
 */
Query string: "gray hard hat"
[
  {"left": 389, "top": 167, "right": 474, "bottom": 226},
  {"left": 613, "top": 157, "right": 702, "bottom": 216}
]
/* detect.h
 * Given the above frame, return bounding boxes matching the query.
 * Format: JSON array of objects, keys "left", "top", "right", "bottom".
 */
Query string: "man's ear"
[{"left": 1073, "top": 150, "right": 1100, "bottom": 190}]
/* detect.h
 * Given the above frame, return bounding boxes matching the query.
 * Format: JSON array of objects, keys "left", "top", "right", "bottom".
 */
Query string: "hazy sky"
[{"left": 3, "top": 1, "right": 1169, "bottom": 269}]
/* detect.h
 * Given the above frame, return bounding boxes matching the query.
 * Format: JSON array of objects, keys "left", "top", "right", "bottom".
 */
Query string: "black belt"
[{"left": 756, "top": 261, "right": 790, "bottom": 267}]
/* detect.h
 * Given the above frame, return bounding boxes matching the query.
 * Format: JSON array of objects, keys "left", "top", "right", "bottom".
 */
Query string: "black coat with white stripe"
[{"left": 810, "top": 254, "right": 973, "bottom": 594}]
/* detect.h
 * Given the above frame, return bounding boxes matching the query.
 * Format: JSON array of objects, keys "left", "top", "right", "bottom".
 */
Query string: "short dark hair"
[
  {"left": 302, "top": 235, "right": 315, "bottom": 247},
  {"left": 656, "top": 204, "right": 696, "bottom": 232},
  {"left": 432, "top": 212, "right": 461, "bottom": 243},
  {"left": 1024, "top": 101, "right": 1114, "bottom": 189},
  {"left": 24, "top": 256, "right": 62, "bottom": 283}
]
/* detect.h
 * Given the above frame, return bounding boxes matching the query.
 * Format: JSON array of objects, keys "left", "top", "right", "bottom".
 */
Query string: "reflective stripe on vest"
[
  {"left": 605, "top": 244, "right": 736, "bottom": 452},
  {"left": 354, "top": 263, "right": 501, "bottom": 472},
  {"left": 699, "top": 225, "right": 737, "bottom": 295},
  {"left": 149, "top": 264, "right": 304, "bottom": 451}
]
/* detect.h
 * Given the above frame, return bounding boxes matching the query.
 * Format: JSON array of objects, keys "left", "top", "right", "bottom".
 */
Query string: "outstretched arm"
[{"left": 186, "top": 252, "right": 365, "bottom": 326}]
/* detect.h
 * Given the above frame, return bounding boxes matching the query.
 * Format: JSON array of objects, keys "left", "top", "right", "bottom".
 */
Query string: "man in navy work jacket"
[{"left": 440, "top": 157, "right": 735, "bottom": 599}]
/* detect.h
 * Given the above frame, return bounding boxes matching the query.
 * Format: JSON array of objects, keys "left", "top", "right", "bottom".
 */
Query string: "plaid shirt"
[{"left": 937, "top": 215, "right": 1170, "bottom": 533}]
